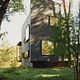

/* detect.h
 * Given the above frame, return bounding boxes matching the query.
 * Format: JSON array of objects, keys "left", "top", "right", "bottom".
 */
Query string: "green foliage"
[
  {"left": 56, "top": 42, "right": 67, "bottom": 56},
  {"left": 49, "top": 16, "right": 71, "bottom": 58},
  {"left": 32, "top": 0, "right": 37, "bottom": 2},
  {"left": 0, "top": 0, "right": 24, "bottom": 23},
  {"left": 10, "top": 58, "right": 17, "bottom": 68},
  {"left": 0, "top": 41, "right": 17, "bottom": 67},
  {"left": 49, "top": 24, "right": 61, "bottom": 42},
  {"left": 7, "top": 0, "right": 24, "bottom": 13},
  {"left": 0, "top": 32, "right": 8, "bottom": 40}
]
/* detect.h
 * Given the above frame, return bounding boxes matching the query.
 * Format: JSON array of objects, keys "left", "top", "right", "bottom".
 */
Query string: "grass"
[
  {"left": 0, "top": 67, "right": 74, "bottom": 80},
  {"left": 32, "top": 0, "right": 37, "bottom": 2}
]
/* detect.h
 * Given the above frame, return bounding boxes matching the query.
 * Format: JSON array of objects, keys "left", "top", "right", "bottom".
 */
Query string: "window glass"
[
  {"left": 42, "top": 40, "right": 54, "bottom": 55},
  {"left": 26, "top": 26, "right": 29, "bottom": 41},
  {"left": 50, "top": 16, "right": 58, "bottom": 26},
  {"left": 24, "top": 51, "right": 29, "bottom": 58}
]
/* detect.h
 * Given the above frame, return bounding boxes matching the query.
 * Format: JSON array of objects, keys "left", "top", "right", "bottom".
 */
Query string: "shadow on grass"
[{"left": 0, "top": 74, "right": 7, "bottom": 80}]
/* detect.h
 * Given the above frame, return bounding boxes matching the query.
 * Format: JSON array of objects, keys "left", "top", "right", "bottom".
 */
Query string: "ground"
[{"left": 0, "top": 67, "right": 74, "bottom": 80}]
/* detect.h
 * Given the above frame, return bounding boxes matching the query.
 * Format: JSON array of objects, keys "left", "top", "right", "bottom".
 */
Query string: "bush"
[{"left": 0, "top": 41, "right": 18, "bottom": 67}]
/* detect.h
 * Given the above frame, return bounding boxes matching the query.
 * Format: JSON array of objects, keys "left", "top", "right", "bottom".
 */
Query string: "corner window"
[
  {"left": 26, "top": 26, "right": 29, "bottom": 41},
  {"left": 42, "top": 40, "right": 54, "bottom": 55}
]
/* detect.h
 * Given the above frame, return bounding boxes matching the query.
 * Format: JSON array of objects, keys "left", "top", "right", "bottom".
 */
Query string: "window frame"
[
  {"left": 24, "top": 24, "right": 30, "bottom": 43},
  {"left": 41, "top": 40, "right": 55, "bottom": 56},
  {"left": 22, "top": 50, "right": 30, "bottom": 59},
  {"left": 48, "top": 16, "right": 58, "bottom": 27}
]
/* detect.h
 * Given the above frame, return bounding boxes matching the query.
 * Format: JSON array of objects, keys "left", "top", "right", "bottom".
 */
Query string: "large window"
[{"left": 42, "top": 40, "right": 54, "bottom": 55}]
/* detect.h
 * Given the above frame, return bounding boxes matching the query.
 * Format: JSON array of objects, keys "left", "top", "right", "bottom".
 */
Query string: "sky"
[
  {"left": 1, "top": 13, "right": 26, "bottom": 45},
  {"left": 1, "top": 0, "right": 29, "bottom": 46},
  {"left": 0, "top": 0, "right": 80, "bottom": 46}
]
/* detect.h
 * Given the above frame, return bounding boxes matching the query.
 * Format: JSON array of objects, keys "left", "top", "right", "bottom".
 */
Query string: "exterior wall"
[
  {"left": 22, "top": 15, "right": 31, "bottom": 66},
  {"left": 31, "top": 0, "right": 58, "bottom": 62},
  {"left": 22, "top": 0, "right": 31, "bottom": 66}
]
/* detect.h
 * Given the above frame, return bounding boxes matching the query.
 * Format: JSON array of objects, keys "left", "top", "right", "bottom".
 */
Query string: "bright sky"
[
  {"left": 1, "top": 0, "right": 29, "bottom": 46},
  {"left": 0, "top": 0, "right": 80, "bottom": 46}
]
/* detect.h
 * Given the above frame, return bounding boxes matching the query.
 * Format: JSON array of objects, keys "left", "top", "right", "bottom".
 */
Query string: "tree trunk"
[
  {"left": 74, "top": 52, "right": 79, "bottom": 80},
  {"left": 0, "top": 0, "right": 10, "bottom": 30},
  {"left": 75, "top": 53, "right": 79, "bottom": 80},
  {"left": 0, "top": 20, "right": 2, "bottom": 30},
  {"left": 52, "top": 2, "right": 56, "bottom": 17},
  {"left": 54, "top": 41, "right": 56, "bottom": 53},
  {"left": 62, "top": 0, "right": 66, "bottom": 17},
  {"left": 68, "top": 0, "right": 72, "bottom": 19}
]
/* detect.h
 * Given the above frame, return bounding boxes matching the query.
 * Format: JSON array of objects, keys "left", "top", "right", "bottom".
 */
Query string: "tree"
[
  {"left": 0, "top": 32, "right": 8, "bottom": 40},
  {"left": 0, "top": 40, "right": 17, "bottom": 67},
  {"left": 49, "top": 16, "right": 71, "bottom": 62},
  {"left": 70, "top": 14, "right": 80, "bottom": 80},
  {"left": 0, "top": 0, "right": 24, "bottom": 29},
  {"left": 50, "top": 0, "right": 80, "bottom": 80},
  {"left": 50, "top": 0, "right": 72, "bottom": 61}
]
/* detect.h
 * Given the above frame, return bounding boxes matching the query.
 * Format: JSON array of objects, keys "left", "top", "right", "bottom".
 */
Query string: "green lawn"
[{"left": 0, "top": 67, "right": 74, "bottom": 80}]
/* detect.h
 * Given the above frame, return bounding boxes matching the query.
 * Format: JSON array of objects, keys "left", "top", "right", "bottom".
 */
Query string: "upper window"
[
  {"left": 42, "top": 40, "right": 54, "bottom": 55},
  {"left": 50, "top": 16, "right": 58, "bottom": 26}
]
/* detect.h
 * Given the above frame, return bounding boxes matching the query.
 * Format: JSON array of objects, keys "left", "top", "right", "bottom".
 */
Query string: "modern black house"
[
  {"left": 30, "top": 0, "right": 61, "bottom": 67},
  {"left": 21, "top": 0, "right": 76, "bottom": 67}
]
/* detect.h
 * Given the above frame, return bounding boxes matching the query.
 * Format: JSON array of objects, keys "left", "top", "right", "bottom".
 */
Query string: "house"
[
  {"left": 21, "top": 0, "right": 62, "bottom": 67},
  {"left": 21, "top": 0, "right": 79, "bottom": 67},
  {"left": 30, "top": 0, "right": 61, "bottom": 67}
]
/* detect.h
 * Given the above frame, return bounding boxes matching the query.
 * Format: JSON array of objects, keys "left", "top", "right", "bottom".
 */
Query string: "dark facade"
[
  {"left": 21, "top": 0, "right": 79, "bottom": 67},
  {"left": 31, "top": 0, "right": 58, "bottom": 64}
]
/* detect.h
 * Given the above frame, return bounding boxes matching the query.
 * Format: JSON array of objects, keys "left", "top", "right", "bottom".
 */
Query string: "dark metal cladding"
[{"left": 31, "top": 0, "right": 58, "bottom": 62}]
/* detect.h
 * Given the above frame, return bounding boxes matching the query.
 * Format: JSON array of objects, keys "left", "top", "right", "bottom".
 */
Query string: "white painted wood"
[{"left": 22, "top": 0, "right": 31, "bottom": 67}]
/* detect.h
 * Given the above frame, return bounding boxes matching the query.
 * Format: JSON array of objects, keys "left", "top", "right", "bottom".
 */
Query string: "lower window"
[
  {"left": 24, "top": 51, "right": 29, "bottom": 58},
  {"left": 42, "top": 40, "right": 54, "bottom": 55}
]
